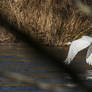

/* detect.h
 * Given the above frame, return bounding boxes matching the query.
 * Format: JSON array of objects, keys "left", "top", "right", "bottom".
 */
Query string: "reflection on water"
[{"left": 0, "top": 43, "right": 91, "bottom": 92}]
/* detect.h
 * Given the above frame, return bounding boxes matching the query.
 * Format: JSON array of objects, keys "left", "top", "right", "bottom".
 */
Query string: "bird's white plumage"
[
  {"left": 86, "top": 44, "right": 92, "bottom": 65},
  {"left": 65, "top": 36, "right": 92, "bottom": 65}
]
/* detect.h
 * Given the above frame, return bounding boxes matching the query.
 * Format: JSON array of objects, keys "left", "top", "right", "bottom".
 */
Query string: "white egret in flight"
[{"left": 64, "top": 36, "right": 92, "bottom": 65}]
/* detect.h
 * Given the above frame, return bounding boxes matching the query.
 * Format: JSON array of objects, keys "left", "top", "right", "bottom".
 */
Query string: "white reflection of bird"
[{"left": 64, "top": 36, "right": 92, "bottom": 65}]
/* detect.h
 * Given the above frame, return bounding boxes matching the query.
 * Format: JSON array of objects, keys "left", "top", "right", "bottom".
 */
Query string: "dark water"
[{"left": 0, "top": 43, "right": 91, "bottom": 92}]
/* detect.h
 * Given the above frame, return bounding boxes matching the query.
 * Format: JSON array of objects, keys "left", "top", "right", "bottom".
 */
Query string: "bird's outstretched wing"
[
  {"left": 65, "top": 37, "right": 91, "bottom": 64},
  {"left": 86, "top": 44, "right": 92, "bottom": 65}
]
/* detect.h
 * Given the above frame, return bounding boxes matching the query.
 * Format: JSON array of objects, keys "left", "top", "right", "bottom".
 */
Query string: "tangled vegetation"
[{"left": 0, "top": 0, "right": 92, "bottom": 46}]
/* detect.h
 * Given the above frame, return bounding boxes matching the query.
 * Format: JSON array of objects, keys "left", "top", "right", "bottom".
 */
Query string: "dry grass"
[{"left": 0, "top": 0, "right": 92, "bottom": 46}]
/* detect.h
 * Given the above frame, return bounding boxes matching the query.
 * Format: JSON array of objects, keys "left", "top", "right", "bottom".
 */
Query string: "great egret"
[{"left": 64, "top": 36, "right": 92, "bottom": 65}]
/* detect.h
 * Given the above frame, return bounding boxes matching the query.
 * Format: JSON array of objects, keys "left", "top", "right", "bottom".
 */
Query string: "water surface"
[{"left": 0, "top": 43, "right": 91, "bottom": 92}]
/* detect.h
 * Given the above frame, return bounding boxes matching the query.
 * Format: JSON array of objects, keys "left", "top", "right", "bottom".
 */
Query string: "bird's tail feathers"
[{"left": 64, "top": 58, "right": 70, "bottom": 64}]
